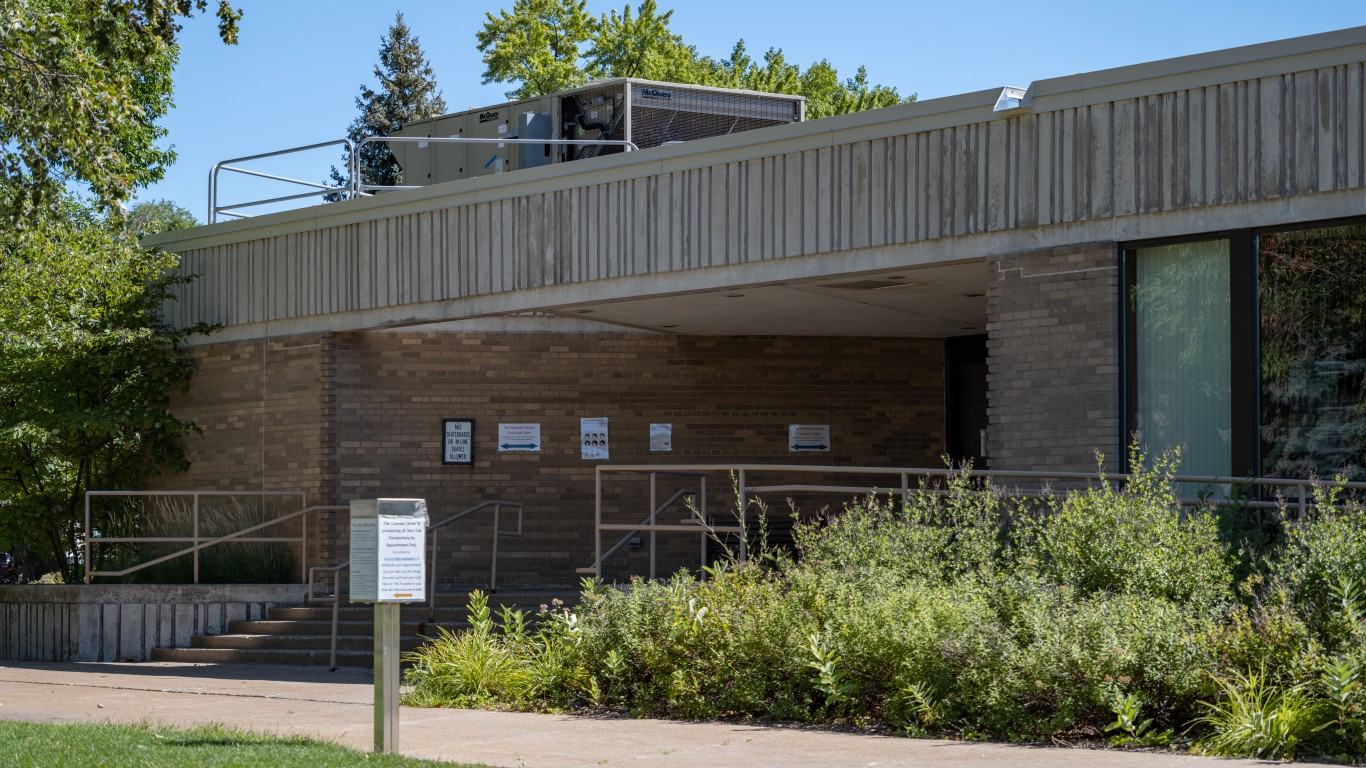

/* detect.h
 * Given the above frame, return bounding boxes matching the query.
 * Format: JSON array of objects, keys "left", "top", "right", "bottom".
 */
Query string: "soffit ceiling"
[{"left": 549, "top": 260, "right": 989, "bottom": 338}]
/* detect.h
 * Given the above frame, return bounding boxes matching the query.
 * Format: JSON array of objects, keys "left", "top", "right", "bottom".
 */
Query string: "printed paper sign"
[
  {"left": 650, "top": 423, "right": 673, "bottom": 452},
  {"left": 348, "top": 517, "right": 377, "bottom": 602},
  {"left": 376, "top": 514, "right": 426, "bottom": 601},
  {"left": 498, "top": 423, "right": 541, "bottom": 452},
  {"left": 581, "top": 417, "right": 609, "bottom": 460},
  {"left": 788, "top": 424, "right": 831, "bottom": 452},
  {"left": 349, "top": 498, "right": 428, "bottom": 603},
  {"left": 443, "top": 419, "right": 473, "bottom": 464}
]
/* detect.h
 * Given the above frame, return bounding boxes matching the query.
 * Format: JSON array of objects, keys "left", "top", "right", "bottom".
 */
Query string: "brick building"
[{"left": 146, "top": 27, "right": 1366, "bottom": 587}]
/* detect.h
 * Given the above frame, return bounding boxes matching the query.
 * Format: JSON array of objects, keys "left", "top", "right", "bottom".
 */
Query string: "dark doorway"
[{"left": 946, "top": 335, "right": 988, "bottom": 468}]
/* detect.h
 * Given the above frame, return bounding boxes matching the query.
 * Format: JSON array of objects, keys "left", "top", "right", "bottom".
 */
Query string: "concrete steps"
[{"left": 150, "top": 589, "right": 576, "bottom": 668}]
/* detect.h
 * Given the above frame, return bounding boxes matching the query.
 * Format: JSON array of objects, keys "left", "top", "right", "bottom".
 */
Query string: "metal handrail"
[
  {"left": 577, "top": 487, "right": 707, "bottom": 579},
  {"left": 304, "top": 499, "right": 525, "bottom": 669},
  {"left": 351, "top": 135, "right": 640, "bottom": 195},
  {"left": 426, "top": 500, "right": 523, "bottom": 618},
  {"left": 591, "top": 463, "right": 1366, "bottom": 580},
  {"left": 84, "top": 502, "right": 349, "bottom": 584},
  {"left": 306, "top": 561, "right": 349, "bottom": 671},
  {"left": 584, "top": 470, "right": 738, "bottom": 579},
  {"left": 84, "top": 491, "right": 313, "bottom": 583},
  {"left": 208, "top": 138, "right": 355, "bottom": 223}
]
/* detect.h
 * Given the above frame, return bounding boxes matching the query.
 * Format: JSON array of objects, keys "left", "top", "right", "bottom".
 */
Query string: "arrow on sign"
[
  {"left": 501, "top": 443, "right": 539, "bottom": 450},
  {"left": 792, "top": 444, "right": 828, "bottom": 451}
]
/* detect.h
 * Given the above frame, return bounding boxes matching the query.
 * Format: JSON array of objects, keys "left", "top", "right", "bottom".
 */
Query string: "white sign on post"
[
  {"left": 349, "top": 498, "right": 427, "bottom": 756},
  {"left": 788, "top": 424, "right": 831, "bottom": 453},
  {"left": 581, "top": 417, "right": 609, "bottom": 460},
  {"left": 349, "top": 499, "right": 428, "bottom": 603}
]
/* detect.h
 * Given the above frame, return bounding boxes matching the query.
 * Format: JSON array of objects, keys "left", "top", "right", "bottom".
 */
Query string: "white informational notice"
[
  {"left": 788, "top": 424, "right": 831, "bottom": 453},
  {"left": 498, "top": 423, "right": 541, "bottom": 452},
  {"left": 348, "top": 516, "right": 378, "bottom": 603},
  {"left": 348, "top": 498, "right": 428, "bottom": 604},
  {"left": 376, "top": 515, "right": 426, "bottom": 602},
  {"left": 650, "top": 423, "right": 673, "bottom": 452},
  {"left": 581, "top": 417, "right": 609, "bottom": 460}
]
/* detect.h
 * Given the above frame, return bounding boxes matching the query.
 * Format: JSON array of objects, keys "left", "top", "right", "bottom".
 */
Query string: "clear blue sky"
[{"left": 141, "top": 0, "right": 1366, "bottom": 221}]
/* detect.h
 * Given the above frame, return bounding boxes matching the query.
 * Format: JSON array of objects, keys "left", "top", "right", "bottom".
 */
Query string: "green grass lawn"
[{"left": 0, "top": 720, "right": 488, "bottom": 768}]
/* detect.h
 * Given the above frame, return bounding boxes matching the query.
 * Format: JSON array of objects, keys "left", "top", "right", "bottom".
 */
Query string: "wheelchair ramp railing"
[
  {"left": 83, "top": 490, "right": 348, "bottom": 585},
  {"left": 585, "top": 463, "right": 1366, "bottom": 581}
]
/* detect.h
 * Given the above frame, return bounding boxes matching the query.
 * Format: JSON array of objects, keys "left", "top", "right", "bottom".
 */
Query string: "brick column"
[{"left": 985, "top": 243, "right": 1121, "bottom": 472}]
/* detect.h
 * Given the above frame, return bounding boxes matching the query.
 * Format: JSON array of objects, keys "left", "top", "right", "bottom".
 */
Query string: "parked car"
[{"left": 0, "top": 552, "right": 23, "bottom": 584}]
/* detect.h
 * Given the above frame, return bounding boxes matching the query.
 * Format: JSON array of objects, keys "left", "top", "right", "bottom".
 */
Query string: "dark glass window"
[{"left": 1259, "top": 223, "right": 1366, "bottom": 480}]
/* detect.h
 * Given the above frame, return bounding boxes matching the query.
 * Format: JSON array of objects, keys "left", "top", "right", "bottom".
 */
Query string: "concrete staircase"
[{"left": 151, "top": 589, "right": 575, "bottom": 667}]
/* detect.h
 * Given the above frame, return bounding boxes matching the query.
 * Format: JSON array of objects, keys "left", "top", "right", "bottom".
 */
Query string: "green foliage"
[
  {"left": 475, "top": 0, "right": 911, "bottom": 114},
  {"left": 1192, "top": 668, "right": 1323, "bottom": 760},
  {"left": 1025, "top": 450, "right": 1234, "bottom": 612},
  {"left": 125, "top": 199, "right": 198, "bottom": 237},
  {"left": 477, "top": 0, "right": 596, "bottom": 99},
  {"left": 0, "top": 0, "right": 240, "bottom": 224},
  {"left": 805, "top": 632, "right": 856, "bottom": 712},
  {"left": 332, "top": 13, "right": 447, "bottom": 190},
  {"left": 0, "top": 217, "right": 211, "bottom": 580},
  {"left": 404, "top": 452, "right": 1366, "bottom": 761},
  {"left": 1275, "top": 486, "right": 1366, "bottom": 644},
  {"left": 585, "top": 0, "right": 698, "bottom": 83}
]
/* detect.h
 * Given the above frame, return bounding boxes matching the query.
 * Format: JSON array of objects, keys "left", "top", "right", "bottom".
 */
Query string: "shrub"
[
  {"left": 1274, "top": 486, "right": 1366, "bottom": 645},
  {"left": 403, "top": 449, "right": 1366, "bottom": 763},
  {"left": 1022, "top": 451, "right": 1234, "bottom": 613}
]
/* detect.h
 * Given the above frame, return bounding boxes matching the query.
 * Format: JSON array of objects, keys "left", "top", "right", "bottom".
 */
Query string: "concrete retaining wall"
[{"left": 0, "top": 584, "right": 305, "bottom": 662}]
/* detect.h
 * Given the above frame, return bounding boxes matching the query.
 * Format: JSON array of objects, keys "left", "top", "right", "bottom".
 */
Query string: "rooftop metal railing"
[
  {"left": 207, "top": 135, "right": 640, "bottom": 223},
  {"left": 208, "top": 139, "right": 356, "bottom": 223},
  {"left": 584, "top": 463, "right": 1366, "bottom": 579}
]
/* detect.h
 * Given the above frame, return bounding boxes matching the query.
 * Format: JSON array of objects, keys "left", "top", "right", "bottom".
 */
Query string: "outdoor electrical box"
[
  {"left": 389, "top": 78, "right": 805, "bottom": 186},
  {"left": 348, "top": 498, "right": 428, "bottom": 604}
]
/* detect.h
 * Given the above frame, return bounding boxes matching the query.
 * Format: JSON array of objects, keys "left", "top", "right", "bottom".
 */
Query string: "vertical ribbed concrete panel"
[{"left": 163, "top": 53, "right": 1366, "bottom": 335}]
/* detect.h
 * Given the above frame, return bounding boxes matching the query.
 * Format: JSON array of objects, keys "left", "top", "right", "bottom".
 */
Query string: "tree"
[
  {"left": 331, "top": 12, "right": 447, "bottom": 192},
  {"left": 477, "top": 0, "right": 596, "bottom": 99},
  {"left": 0, "top": 0, "right": 241, "bottom": 225},
  {"left": 476, "top": 0, "right": 912, "bottom": 115},
  {"left": 126, "top": 198, "right": 199, "bottom": 237},
  {"left": 0, "top": 217, "right": 213, "bottom": 582},
  {"left": 585, "top": 0, "right": 698, "bottom": 82}
]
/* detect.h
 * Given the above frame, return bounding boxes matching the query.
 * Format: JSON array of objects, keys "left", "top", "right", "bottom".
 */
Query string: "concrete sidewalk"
[{"left": 0, "top": 661, "right": 1270, "bottom": 768}]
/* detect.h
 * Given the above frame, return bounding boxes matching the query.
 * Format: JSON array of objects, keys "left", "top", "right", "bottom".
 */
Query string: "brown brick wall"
[
  {"left": 986, "top": 243, "right": 1121, "bottom": 473},
  {"left": 333, "top": 332, "right": 945, "bottom": 586},
  {"left": 158, "top": 331, "right": 946, "bottom": 588}
]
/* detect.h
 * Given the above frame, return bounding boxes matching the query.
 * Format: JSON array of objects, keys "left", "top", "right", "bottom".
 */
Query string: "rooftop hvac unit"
[{"left": 389, "top": 78, "right": 804, "bottom": 187}]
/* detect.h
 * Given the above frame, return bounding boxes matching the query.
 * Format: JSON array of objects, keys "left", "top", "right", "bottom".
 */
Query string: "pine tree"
[{"left": 331, "top": 13, "right": 446, "bottom": 192}]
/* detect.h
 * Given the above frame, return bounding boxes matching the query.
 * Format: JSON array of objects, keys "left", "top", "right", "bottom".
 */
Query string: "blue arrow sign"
[
  {"left": 792, "top": 444, "right": 828, "bottom": 451},
  {"left": 500, "top": 442, "right": 538, "bottom": 450}
]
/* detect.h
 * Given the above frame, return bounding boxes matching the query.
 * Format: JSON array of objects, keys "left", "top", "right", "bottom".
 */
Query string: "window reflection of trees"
[{"left": 1260, "top": 224, "right": 1366, "bottom": 480}]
